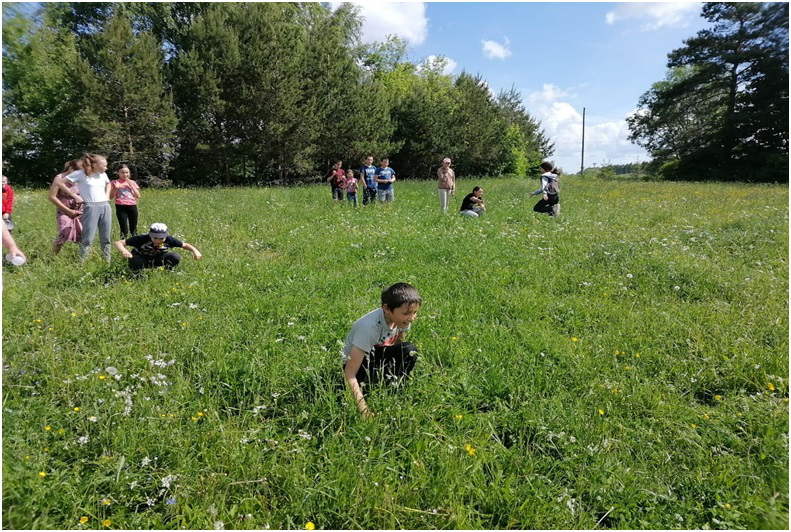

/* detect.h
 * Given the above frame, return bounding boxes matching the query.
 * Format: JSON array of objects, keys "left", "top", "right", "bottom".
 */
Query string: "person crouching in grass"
[
  {"left": 342, "top": 283, "right": 421, "bottom": 420},
  {"left": 114, "top": 222, "right": 202, "bottom": 272}
]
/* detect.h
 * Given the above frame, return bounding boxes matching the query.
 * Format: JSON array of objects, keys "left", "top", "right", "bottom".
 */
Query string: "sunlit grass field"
[{"left": 2, "top": 175, "right": 788, "bottom": 529}]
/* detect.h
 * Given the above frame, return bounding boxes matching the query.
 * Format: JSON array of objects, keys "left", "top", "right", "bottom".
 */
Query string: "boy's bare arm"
[
  {"left": 114, "top": 239, "right": 132, "bottom": 258},
  {"left": 182, "top": 243, "right": 202, "bottom": 260},
  {"left": 344, "top": 346, "right": 372, "bottom": 419}
]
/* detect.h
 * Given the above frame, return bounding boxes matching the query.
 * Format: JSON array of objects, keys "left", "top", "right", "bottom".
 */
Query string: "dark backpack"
[{"left": 545, "top": 174, "right": 559, "bottom": 195}]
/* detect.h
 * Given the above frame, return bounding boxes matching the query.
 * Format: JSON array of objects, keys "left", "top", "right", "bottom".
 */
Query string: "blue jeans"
[
  {"left": 346, "top": 192, "right": 358, "bottom": 207},
  {"left": 377, "top": 188, "right": 394, "bottom": 203}
]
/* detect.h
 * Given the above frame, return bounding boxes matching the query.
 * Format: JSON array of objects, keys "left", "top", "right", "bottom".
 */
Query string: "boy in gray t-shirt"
[{"left": 342, "top": 283, "right": 421, "bottom": 420}]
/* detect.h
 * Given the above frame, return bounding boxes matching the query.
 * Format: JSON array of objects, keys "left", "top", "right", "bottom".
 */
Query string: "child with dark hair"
[
  {"left": 359, "top": 155, "right": 377, "bottom": 205},
  {"left": 374, "top": 158, "right": 396, "bottom": 203},
  {"left": 326, "top": 160, "right": 345, "bottom": 201},
  {"left": 342, "top": 283, "right": 421, "bottom": 419},
  {"left": 460, "top": 186, "right": 486, "bottom": 217},
  {"left": 531, "top": 161, "right": 561, "bottom": 216},
  {"left": 344, "top": 169, "right": 359, "bottom": 207},
  {"left": 109, "top": 164, "right": 141, "bottom": 239},
  {"left": 48, "top": 159, "right": 83, "bottom": 255}
]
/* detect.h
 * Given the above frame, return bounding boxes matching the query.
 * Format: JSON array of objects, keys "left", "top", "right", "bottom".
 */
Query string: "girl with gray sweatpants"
[{"left": 60, "top": 154, "right": 113, "bottom": 261}]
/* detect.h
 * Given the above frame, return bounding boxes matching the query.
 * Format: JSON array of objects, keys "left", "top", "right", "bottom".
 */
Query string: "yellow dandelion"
[
  {"left": 45, "top": 425, "right": 52, "bottom": 431},
  {"left": 34, "top": 319, "right": 42, "bottom": 323},
  {"left": 38, "top": 471, "right": 47, "bottom": 477},
  {"left": 455, "top": 414, "right": 463, "bottom": 420},
  {"left": 305, "top": 522, "right": 315, "bottom": 530},
  {"left": 48, "top": 327, "right": 54, "bottom": 332},
  {"left": 24, "top": 455, "right": 30, "bottom": 459},
  {"left": 71, "top": 313, "right": 76, "bottom": 317},
  {"left": 614, "top": 350, "right": 620, "bottom": 355},
  {"left": 725, "top": 503, "right": 731, "bottom": 509},
  {"left": 691, "top": 423, "right": 697, "bottom": 428},
  {"left": 197, "top": 412, "right": 204, "bottom": 417},
  {"left": 715, "top": 395, "right": 722, "bottom": 401},
  {"left": 464, "top": 444, "right": 476, "bottom": 456},
  {"left": 80, "top": 516, "right": 89, "bottom": 524},
  {"left": 99, "top": 375, "right": 106, "bottom": 380},
  {"left": 624, "top": 365, "right": 630, "bottom": 370},
  {"left": 572, "top": 337, "right": 578, "bottom": 342},
  {"left": 703, "top": 414, "right": 709, "bottom": 420},
  {"left": 635, "top": 353, "right": 640, "bottom": 358},
  {"left": 598, "top": 409, "right": 605, "bottom": 416},
  {"left": 181, "top": 322, "right": 187, "bottom": 327},
  {"left": 191, "top": 416, "right": 199, "bottom": 422},
  {"left": 768, "top": 382, "right": 775, "bottom": 391},
  {"left": 451, "top": 336, "right": 457, "bottom": 341},
  {"left": 44, "top": 447, "right": 49, "bottom": 452},
  {"left": 611, "top": 388, "right": 618, "bottom": 394},
  {"left": 57, "top": 428, "right": 65, "bottom": 435},
  {"left": 102, "top": 498, "right": 111, "bottom": 505},
  {"left": 102, "top": 519, "right": 112, "bottom": 527},
  {"left": 73, "top": 407, "right": 80, "bottom": 412},
  {"left": 161, "top": 414, "right": 166, "bottom": 418}
]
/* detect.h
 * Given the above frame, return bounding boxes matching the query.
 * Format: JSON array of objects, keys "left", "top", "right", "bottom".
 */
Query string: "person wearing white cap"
[
  {"left": 437, "top": 157, "right": 456, "bottom": 213},
  {"left": 113, "top": 223, "right": 202, "bottom": 272}
]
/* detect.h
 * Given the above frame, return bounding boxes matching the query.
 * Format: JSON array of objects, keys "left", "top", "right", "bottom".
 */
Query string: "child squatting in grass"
[
  {"left": 114, "top": 222, "right": 202, "bottom": 272},
  {"left": 342, "top": 283, "right": 421, "bottom": 420}
]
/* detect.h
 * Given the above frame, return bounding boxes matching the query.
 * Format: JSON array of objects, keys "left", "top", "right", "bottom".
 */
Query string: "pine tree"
[
  {"left": 629, "top": 2, "right": 788, "bottom": 181},
  {"left": 76, "top": 8, "right": 176, "bottom": 180}
]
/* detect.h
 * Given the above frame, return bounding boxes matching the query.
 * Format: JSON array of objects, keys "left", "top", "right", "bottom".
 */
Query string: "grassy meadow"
[{"left": 2, "top": 175, "right": 788, "bottom": 530}]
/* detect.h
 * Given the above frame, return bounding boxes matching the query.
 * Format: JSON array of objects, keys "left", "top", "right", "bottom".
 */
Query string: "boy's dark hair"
[
  {"left": 540, "top": 161, "right": 557, "bottom": 173},
  {"left": 382, "top": 282, "right": 421, "bottom": 310},
  {"left": 472, "top": 186, "right": 482, "bottom": 193}
]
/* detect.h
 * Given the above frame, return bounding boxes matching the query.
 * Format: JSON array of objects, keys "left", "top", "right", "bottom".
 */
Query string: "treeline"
[
  {"left": 2, "top": 2, "right": 554, "bottom": 186},
  {"left": 627, "top": 2, "right": 788, "bottom": 182}
]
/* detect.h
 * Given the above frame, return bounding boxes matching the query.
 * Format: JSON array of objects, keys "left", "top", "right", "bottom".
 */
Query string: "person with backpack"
[{"left": 531, "top": 162, "right": 561, "bottom": 217}]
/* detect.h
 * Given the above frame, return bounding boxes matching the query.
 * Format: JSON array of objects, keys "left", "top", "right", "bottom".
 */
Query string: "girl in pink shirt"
[{"left": 109, "top": 164, "right": 141, "bottom": 239}]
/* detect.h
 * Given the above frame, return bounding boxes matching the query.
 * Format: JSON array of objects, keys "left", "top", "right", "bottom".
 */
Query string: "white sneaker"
[{"left": 551, "top": 204, "right": 560, "bottom": 216}]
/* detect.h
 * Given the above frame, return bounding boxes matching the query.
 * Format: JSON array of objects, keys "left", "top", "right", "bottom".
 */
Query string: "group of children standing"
[
  {"left": 43, "top": 153, "right": 201, "bottom": 270},
  {"left": 327, "top": 156, "right": 396, "bottom": 206}
]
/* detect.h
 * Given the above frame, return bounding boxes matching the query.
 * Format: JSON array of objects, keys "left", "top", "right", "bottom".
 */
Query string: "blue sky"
[{"left": 350, "top": 1, "right": 711, "bottom": 172}]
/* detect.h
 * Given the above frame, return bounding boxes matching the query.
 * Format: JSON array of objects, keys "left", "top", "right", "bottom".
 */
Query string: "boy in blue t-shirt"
[
  {"left": 374, "top": 157, "right": 396, "bottom": 203},
  {"left": 359, "top": 156, "right": 378, "bottom": 206}
]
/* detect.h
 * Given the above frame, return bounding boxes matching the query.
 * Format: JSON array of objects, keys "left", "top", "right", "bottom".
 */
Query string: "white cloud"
[
  {"left": 421, "top": 55, "right": 458, "bottom": 76},
  {"left": 481, "top": 37, "right": 512, "bottom": 60},
  {"left": 527, "top": 84, "right": 573, "bottom": 105},
  {"left": 605, "top": 2, "right": 700, "bottom": 31},
  {"left": 526, "top": 87, "right": 647, "bottom": 172},
  {"left": 352, "top": 2, "right": 429, "bottom": 45}
]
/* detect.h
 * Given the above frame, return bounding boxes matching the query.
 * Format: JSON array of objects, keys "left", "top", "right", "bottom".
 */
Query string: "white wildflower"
[
  {"left": 141, "top": 457, "right": 151, "bottom": 467},
  {"left": 88, "top": 416, "right": 97, "bottom": 422},
  {"left": 77, "top": 435, "right": 89, "bottom": 445},
  {"left": 161, "top": 474, "right": 176, "bottom": 489},
  {"left": 105, "top": 366, "right": 118, "bottom": 376}
]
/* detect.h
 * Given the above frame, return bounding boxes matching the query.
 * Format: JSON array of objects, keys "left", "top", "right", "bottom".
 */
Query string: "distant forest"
[{"left": 2, "top": 2, "right": 554, "bottom": 186}]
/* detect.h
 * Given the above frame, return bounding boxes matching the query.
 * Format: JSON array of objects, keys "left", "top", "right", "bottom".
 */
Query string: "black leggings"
[
  {"left": 115, "top": 204, "right": 139, "bottom": 238},
  {"left": 533, "top": 194, "right": 559, "bottom": 214},
  {"left": 346, "top": 342, "right": 418, "bottom": 386},
  {"left": 128, "top": 252, "right": 181, "bottom": 272}
]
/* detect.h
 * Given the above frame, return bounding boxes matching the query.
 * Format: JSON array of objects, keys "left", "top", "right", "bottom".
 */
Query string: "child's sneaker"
[{"left": 551, "top": 204, "right": 560, "bottom": 216}]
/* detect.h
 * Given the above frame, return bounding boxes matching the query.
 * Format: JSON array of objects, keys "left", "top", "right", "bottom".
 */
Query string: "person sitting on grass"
[
  {"left": 114, "top": 223, "right": 202, "bottom": 272},
  {"left": 342, "top": 283, "right": 421, "bottom": 420},
  {"left": 460, "top": 186, "right": 486, "bottom": 217}
]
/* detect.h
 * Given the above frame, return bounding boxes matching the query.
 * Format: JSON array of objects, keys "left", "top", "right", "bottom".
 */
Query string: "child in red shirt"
[{"left": 2, "top": 175, "right": 15, "bottom": 231}]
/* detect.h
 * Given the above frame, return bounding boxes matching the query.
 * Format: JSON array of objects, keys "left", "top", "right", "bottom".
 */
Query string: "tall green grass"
[{"left": 2, "top": 176, "right": 788, "bottom": 529}]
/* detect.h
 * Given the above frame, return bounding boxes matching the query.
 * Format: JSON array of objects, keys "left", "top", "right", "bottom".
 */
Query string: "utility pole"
[{"left": 580, "top": 107, "right": 586, "bottom": 176}]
